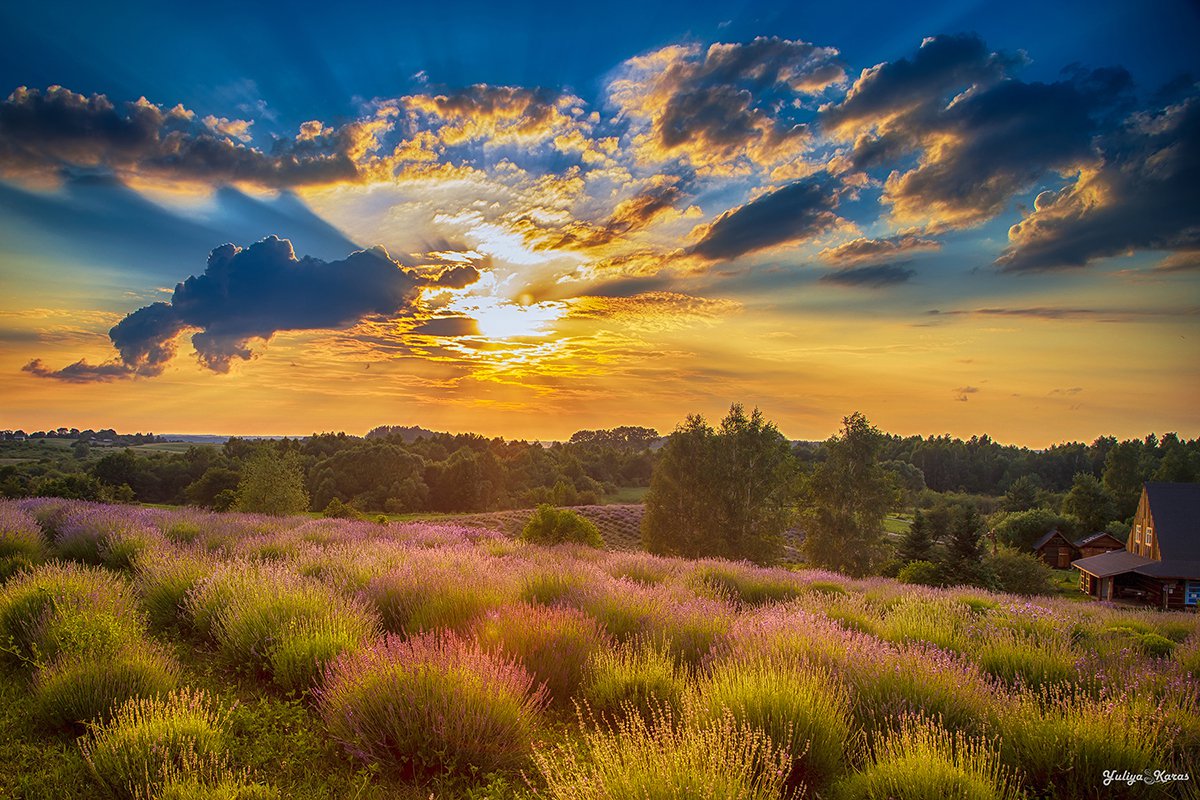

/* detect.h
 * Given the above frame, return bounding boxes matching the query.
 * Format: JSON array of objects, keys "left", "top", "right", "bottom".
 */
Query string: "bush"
[
  {"left": 0, "top": 562, "right": 143, "bottom": 668},
  {"left": 321, "top": 498, "right": 361, "bottom": 520},
  {"left": 698, "top": 657, "right": 853, "bottom": 790},
  {"left": 897, "top": 560, "right": 942, "bottom": 587},
  {"left": 318, "top": 631, "right": 547, "bottom": 777},
  {"left": 134, "top": 548, "right": 214, "bottom": 629},
  {"left": 79, "top": 688, "right": 230, "bottom": 799},
  {"left": 189, "top": 564, "right": 378, "bottom": 691},
  {"left": 985, "top": 547, "right": 1054, "bottom": 595},
  {"left": 474, "top": 603, "right": 607, "bottom": 705},
  {"left": 157, "top": 780, "right": 281, "bottom": 800},
  {"left": 833, "top": 717, "right": 1019, "bottom": 800},
  {"left": 521, "top": 505, "right": 604, "bottom": 548},
  {"left": 234, "top": 451, "right": 309, "bottom": 516},
  {"left": 33, "top": 644, "right": 181, "bottom": 728},
  {"left": 582, "top": 640, "right": 685, "bottom": 723},
  {"left": 532, "top": 703, "right": 790, "bottom": 800},
  {"left": 0, "top": 504, "right": 48, "bottom": 580},
  {"left": 975, "top": 630, "right": 1078, "bottom": 690},
  {"left": 361, "top": 555, "right": 514, "bottom": 637},
  {"left": 691, "top": 561, "right": 802, "bottom": 605}
]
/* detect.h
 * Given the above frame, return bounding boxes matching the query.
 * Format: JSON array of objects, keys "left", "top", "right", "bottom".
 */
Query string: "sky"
[{"left": 1, "top": 0, "right": 1198, "bottom": 446}]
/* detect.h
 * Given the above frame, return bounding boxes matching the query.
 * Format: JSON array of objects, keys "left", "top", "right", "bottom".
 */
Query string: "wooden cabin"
[
  {"left": 1033, "top": 529, "right": 1078, "bottom": 569},
  {"left": 1073, "top": 482, "right": 1200, "bottom": 610},
  {"left": 1074, "top": 532, "right": 1125, "bottom": 559}
]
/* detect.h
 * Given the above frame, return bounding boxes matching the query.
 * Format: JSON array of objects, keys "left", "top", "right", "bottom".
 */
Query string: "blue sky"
[{"left": 1, "top": 1, "right": 1197, "bottom": 442}]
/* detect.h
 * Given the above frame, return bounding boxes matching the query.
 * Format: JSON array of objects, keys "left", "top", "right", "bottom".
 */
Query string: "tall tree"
[
  {"left": 642, "top": 405, "right": 796, "bottom": 564},
  {"left": 234, "top": 450, "right": 310, "bottom": 516},
  {"left": 1061, "top": 473, "right": 1118, "bottom": 533},
  {"left": 799, "top": 412, "right": 895, "bottom": 577},
  {"left": 943, "top": 503, "right": 986, "bottom": 585},
  {"left": 898, "top": 511, "right": 934, "bottom": 563}
]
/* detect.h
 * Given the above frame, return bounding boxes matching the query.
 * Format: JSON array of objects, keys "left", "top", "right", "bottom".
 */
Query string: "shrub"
[
  {"left": 52, "top": 507, "right": 158, "bottom": 567},
  {"left": 158, "top": 780, "right": 281, "bottom": 800},
  {"left": 519, "top": 568, "right": 592, "bottom": 607},
  {"left": 474, "top": 603, "right": 607, "bottom": 705},
  {"left": 985, "top": 547, "right": 1054, "bottom": 596},
  {"left": 698, "top": 657, "right": 854, "bottom": 791},
  {"left": 1135, "top": 632, "right": 1176, "bottom": 658},
  {"left": 233, "top": 451, "right": 309, "bottom": 516},
  {"left": 321, "top": 498, "right": 361, "bottom": 520},
  {"left": 975, "top": 630, "right": 1078, "bottom": 690},
  {"left": 691, "top": 561, "right": 802, "bottom": 605},
  {"left": 317, "top": 631, "right": 547, "bottom": 777},
  {"left": 361, "top": 554, "right": 515, "bottom": 637},
  {"left": 191, "top": 564, "right": 378, "bottom": 691},
  {"left": 582, "top": 640, "right": 685, "bottom": 723},
  {"left": 134, "top": 548, "right": 214, "bottom": 629},
  {"left": 521, "top": 505, "right": 604, "bottom": 548},
  {"left": 79, "top": 688, "right": 230, "bottom": 799},
  {"left": 532, "top": 704, "right": 790, "bottom": 800},
  {"left": 33, "top": 643, "right": 181, "bottom": 728},
  {"left": 832, "top": 716, "right": 1020, "bottom": 800},
  {"left": 163, "top": 521, "right": 203, "bottom": 545},
  {"left": 0, "top": 504, "right": 48, "bottom": 580},
  {"left": 897, "top": 560, "right": 941, "bottom": 587},
  {"left": 0, "top": 562, "right": 143, "bottom": 668}
]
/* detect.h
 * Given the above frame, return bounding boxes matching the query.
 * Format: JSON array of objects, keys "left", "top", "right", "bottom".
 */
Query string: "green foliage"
[
  {"left": 897, "top": 511, "right": 934, "bottom": 563},
  {"left": 79, "top": 688, "right": 231, "bottom": 800},
  {"left": 985, "top": 546, "right": 1054, "bottom": 595},
  {"left": 533, "top": 703, "right": 790, "bottom": 800},
  {"left": 1001, "top": 474, "right": 1042, "bottom": 512},
  {"left": 582, "top": 640, "right": 685, "bottom": 723},
  {"left": 800, "top": 412, "right": 895, "bottom": 576},
  {"left": 33, "top": 645, "right": 181, "bottom": 728},
  {"left": 832, "top": 717, "right": 1020, "bottom": 800},
  {"left": 991, "top": 508, "right": 1079, "bottom": 551},
  {"left": 643, "top": 405, "right": 796, "bottom": 565},
  {"left": 321, "top": 497, "right": 362, "bottom": 519},
  {"left": 942, "top": 503, "right": 987, "bottom": 586},
  {"left": 233, "top": 451, "right": 310, "bottom": 516},
  {"left": 521, "top": 504, "right": 604, "bottom": 548},
  {"left": 1061, "top": 473, "right": 1118, "bottom": 533},
  {"left": 698, "top": 658, "right": 853, "bottom": 790},
  {"left": 897, "top": 560, "right": 942, "bottom": 587}
]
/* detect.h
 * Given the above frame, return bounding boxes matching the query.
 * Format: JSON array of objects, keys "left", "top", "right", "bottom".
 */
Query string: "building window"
[{"left": 1145, "top": 526, "right": 1153, "bottom": 550}]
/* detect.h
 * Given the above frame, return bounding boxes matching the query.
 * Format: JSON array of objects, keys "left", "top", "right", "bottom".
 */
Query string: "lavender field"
[{"left": 1, "top": 498, "right": 1197, "bottom": 799}]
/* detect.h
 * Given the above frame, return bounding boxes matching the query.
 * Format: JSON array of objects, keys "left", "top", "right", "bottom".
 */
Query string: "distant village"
[{"left": 0, "top": 428, "right": 163, "bottom": 446}]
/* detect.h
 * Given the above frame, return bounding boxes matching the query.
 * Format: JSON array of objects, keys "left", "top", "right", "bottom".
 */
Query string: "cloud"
[
  {"left": 821, "top": 35, "right": 1133, "bottom": 229},
  {"left": 820, "top": 263, "right": 915, "bottom": 287},
  {"left": 608, "top": 37, "right": 843, "bottom": 173},
  {"left": 403, "top": 85, "right": 590, "bottom": 150},
  {"left": 0, "top": 85, "right": 395, "bottom": 187},
  {"left": 820, "top": 232, "right": 939, "bottom": 264},
  {"left": 567, "top": 291, "right": 740, "bottom": 330},
  {"left": 430, "top": 264, "right": 482, "bottom": 288},
  {"left": 687, "top": 175, "right": 844, "bottom": 261},
  {"left": 409, "top": 316, "right": 481, "bottom": 337},
  {"left": 26, "top": 236, "right": 479, "bottom": 380},
  {"left": 924, "top": 305, "right": 1199, "bottom": 322},
  {"left": 998, "top": 92, "right": 1200, "bottom": 271},
  {"left": 524, "top": 176, "right": 687, "bottom": 252}
]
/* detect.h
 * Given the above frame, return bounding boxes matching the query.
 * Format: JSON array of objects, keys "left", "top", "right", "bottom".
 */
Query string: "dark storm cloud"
[
  {"left": 26, "top": 236, "right": 479, "bottom": 381},
  {"left": 0, "top": 86, "right": 380, "bottom": 186},
  {"left": 820, "top": 263, "right": 915, "bottom": 287},
  {"left": 820, "top": 35, "right": 1134, "bottom": 228},
  {"left": 687, "top": 176, "right": 843, "bottom": 262},
  {"left": 431, "top": 264, "right": 482, "bottom": 289},
  {"left": 999, "top": 92, "right": 1200, "bottom": 272}
]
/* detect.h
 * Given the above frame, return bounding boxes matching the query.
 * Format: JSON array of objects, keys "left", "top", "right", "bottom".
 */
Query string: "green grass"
[
  {"left": 604, "top": 485, "right": 650, "bottom": 504},
  {"left": 882, "top": 514, "right": 913, "bottom": 535}
]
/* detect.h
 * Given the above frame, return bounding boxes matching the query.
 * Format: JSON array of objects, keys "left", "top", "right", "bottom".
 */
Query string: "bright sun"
[{"left": 454, "top": 296, "right": 568, "bottom": 339}]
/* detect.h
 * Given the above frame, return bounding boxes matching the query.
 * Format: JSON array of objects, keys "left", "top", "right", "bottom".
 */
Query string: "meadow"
[{"left": 0, "top": 498, "right": 1196, "bottom": 799}]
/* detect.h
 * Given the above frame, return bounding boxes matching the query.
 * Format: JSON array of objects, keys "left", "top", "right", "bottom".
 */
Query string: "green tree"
[
  {"left": 943, "top": 503, "right": 986, "bottom": 586},
  {"left": 991, "top": 508, "right": 1079, "bottom": 551},
  {"left": 1061, "top": 473, "right": 1118, "bottom": 533},
  {"left": 1102, "top": 440, "right": 1145, "bottom": 519},
  {"left": 642, "top": 405, "right": 796, "bottom": 564},
  {"left": 234, "top": 450, "right": 310, "bottom": 516},
  {"left": 897, "top": 511, "right": 934, "bottom": 563},
  {"left": 1001, "top": 474, "right": 1042, "bottom": 512},
  {"left": 799, "top": 412, "right": 895, "bottom": 576}
]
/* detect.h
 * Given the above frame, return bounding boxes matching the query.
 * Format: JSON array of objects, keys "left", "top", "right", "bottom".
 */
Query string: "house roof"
[
  {"left": 1144, "top": 482, "right": 1200, "bottom": 560},
  {"left": 1072, "top": 549, "right": 1155, "bottom": 578},
  {"left": 1033, "top": 529, "right": 1072, "bottom": 551},
  {"left": 1134, "top": 560, "right": 1200, "bottom": 579},
  {"left": 1073, "top": 532, "right": 1124, "bottom": 548}
]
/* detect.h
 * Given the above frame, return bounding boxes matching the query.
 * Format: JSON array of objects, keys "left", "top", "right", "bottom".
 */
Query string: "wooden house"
[
  {"left": 1073, "top": 532, "right": 1124, "bottom": 559},
  {"left": 1073, "top": 482, "right": 1200, "bottom": 610},
  {"left": 1033, "top": 529, "right": 1078, "bottom": 569}
]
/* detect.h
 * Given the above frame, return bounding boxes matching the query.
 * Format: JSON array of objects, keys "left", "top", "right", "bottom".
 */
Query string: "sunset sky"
[{"left": 1, "top": 0, "right": 1198, "bottom": 445}]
